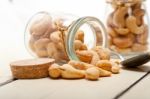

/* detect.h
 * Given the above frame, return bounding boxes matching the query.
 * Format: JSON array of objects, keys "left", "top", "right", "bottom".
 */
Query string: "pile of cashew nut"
[
  {"left": 107, "top": 0, "right": 148, "bottom": 53},
  {"left": 48, "top": 46, "right": 121, "bottom": 80}
]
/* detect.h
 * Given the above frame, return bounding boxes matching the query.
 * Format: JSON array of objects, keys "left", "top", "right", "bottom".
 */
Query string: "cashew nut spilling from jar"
[
  {"left": 47, "top": 46, "right": 122, "bottom": 80},
  {"left": 92, "top": 46, "right": 110, "bottom": 60},
  {"left": 111, "top": 62, "right": 120, "bottom": 74},
  {"left": 90, "top": 50, "right": 101, "bottom": 66},
  {"left": 85, "top": 67, "right": 100, "bottom": 80},
  {"left": 48, "top": 63, "right": 61, "bottom": 78},
  {"left": 68, "top": 60, "right": 93, "bottom": 70},
  {"left": 68, "top": 60, "right": 115, "bottom": 77},
  {"left": 96, "top": 60, "right": 112, "bottom": 71},
  {"left": 59, "top": 64, "right": 85, "bottom": 79},
  {"left": 76, "top": 50, "right": 93, "bottom": 63}
]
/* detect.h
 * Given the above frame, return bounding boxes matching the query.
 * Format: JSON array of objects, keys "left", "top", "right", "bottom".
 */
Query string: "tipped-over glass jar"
[
  {"left": 25, "top": 11, "right": 109, "bottom": 63},
  {"left": 105, "top": 0, "right": 150, "bottom": 56}
]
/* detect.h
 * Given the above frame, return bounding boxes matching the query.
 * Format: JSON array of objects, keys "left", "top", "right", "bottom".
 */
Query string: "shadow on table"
[{"left": 122, "top": 65, "right": 150, "bottom": 73}]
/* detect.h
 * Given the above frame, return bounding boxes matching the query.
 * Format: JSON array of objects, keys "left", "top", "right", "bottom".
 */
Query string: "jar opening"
[{"left": 66, "top": 16, "right": 108, "bottom": 61}]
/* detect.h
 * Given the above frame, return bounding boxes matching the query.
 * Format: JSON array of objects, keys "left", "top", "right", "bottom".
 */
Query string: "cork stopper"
[{"left": 10, "top": 58, "right": 55, "bottom": 79}]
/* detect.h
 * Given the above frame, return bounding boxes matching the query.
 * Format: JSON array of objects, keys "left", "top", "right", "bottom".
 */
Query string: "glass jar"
[
  {"left": 105, "top": 0, "right": 150, "bottom": 56},
  {"left": 25, "top": 11, "right": 110, "bottom": 63}
]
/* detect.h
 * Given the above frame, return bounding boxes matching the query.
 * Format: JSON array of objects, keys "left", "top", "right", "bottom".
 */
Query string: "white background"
[{"left": 0, "top": 0, "right": 150, "bottom": 76}]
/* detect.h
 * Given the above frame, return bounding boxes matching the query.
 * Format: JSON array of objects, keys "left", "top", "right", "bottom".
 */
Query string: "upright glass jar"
[
  {"left": 25, "top": 11, "right": 109, "bottom": 63},
  {"left": 105, "top": 0, "right": 150, "bottom": 56}
]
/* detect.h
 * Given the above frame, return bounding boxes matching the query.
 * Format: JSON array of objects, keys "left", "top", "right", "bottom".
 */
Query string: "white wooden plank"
[
  {"left": 120, "top": 72, "right": 150, "bottom": 99},
  {"left": 0, "top": 68, "right": 147, "bottom": 99},
  {"left": 0, "top": 76, "right": 13, "bottom": 86}
]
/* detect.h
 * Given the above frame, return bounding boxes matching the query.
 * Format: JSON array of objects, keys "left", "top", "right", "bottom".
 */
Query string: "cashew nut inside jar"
[
  {"left": 25, "top": 11, "right": 108, "bottom": 63},
  {"left": 106, "top": 0, "right": 150, "bottom": 56}
]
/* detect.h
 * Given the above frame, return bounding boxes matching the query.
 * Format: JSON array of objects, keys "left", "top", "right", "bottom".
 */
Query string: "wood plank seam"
[
  {"left": 113, "top": 71, "right": 150, "bottom": 99},
  {"left": 0, "top": 78, "right": 16, "bottom": 87}
]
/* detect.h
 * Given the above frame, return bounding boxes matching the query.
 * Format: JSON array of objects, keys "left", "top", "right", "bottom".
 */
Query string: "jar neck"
[{"left": 66, "top": 16, "right": 108, "bottom": 61}]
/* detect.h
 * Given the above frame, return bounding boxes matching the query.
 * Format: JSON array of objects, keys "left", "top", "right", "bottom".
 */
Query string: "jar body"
[
  {"left": 25, "top": 12, "right": 71, "bottom": 63},
  {"left": 25, "top": 12, "right": 108, "bottom": 63},
  {"left": 106, "top": 0, "right": 149, "bottom": 56}
]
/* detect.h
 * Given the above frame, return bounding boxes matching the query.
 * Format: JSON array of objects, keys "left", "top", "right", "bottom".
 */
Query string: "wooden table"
[{"left": 0, "top": 58, "right": 150, "bottom": 99}]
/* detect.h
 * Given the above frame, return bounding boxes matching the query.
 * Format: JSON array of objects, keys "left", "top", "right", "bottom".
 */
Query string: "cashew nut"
[
  {"left": 68, "top": 60, "right": 93, "bottom": 70},
  {"left": 50, "top": 31, "right": 62, "bottom": 43},
  {"left": 132, "top": 43, "right": 147, "bottom": 52},
  {"left": 111, "top": 62, "right": 120, "bottom": 74},
  {"left": 112, "top": 46, "right": 132, "bottom": 53},
  {"left": 108, "top": 27, "right": 118, "bottom": 38},
  {"left": 113, "top": 6, "right": 128, "bottom": 28},
  {"left": 112, "top": 34, "right": 135, "bottom": 48},
  {"left": 90, "top": 50, "right": 100, "bottom": 66},
  {"left": 126, "top": 15, "right": 145, "bottom": 34},
  {"left": 74, "top": 40, "right": 87, "bottom": 51},
  {"left": 85, "top": 67, "right": 100, "bottom": 80},
  {"left": 109, "top": 36, "right": 113, "bottom": 46},
  {"left": 133, "top": 9, "right": 145, "bottom": 26},
  {"left": 76, "top": 50, "right": 93, "bottom": 63},
  {"left": 132, "top": 1, "right": 142, "bottom": 9},
  {"left": 34, "top": 38, "right": 50, "bottom": 49},
  {"left": 98, "top": 68, "right": 112, "bottom": 77},
  {"left": 96, "top": 60, "right": 112, "bottom": 71},
  {"left": 93, "top": 46, "right": 110, "bottom": 60},
  {"left": 35, "top": 49, "right": 48, "bottom": 57},
  {"left": 34, "top": 38, "right": 50, "bottom": 57},
  {"left": 114, "top": 28, "right": 130, "bottom": 35},
  {"left": 75, "top": 30, "right": 84, "bottom": 42},
  {"left": 48, "top": 63, "right": 61, "bottom": 78},
  {"left": 47, "top": 42, "right": 58, "bottom": 58},
  {"left": 30, "top": 14, "right": 52, "bottom": 36},
  {"left": 60, "top": 64, "right": 85, "bottom": 79},
  {"left": 136, "top": 25, "right": 148, "bottom": 44}
]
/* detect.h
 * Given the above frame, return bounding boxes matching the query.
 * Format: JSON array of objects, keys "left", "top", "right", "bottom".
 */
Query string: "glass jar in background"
[
  {"left": 24, "top": 11, "right": 109, "bottom": 63},
  {"left": 105, "top": 0, "right": 150, "bottom": 56}
]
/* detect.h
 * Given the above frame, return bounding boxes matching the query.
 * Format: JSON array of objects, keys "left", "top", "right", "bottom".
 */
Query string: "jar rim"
[{"left": 66, "top": 16, "right": 108, "bottom": 61}]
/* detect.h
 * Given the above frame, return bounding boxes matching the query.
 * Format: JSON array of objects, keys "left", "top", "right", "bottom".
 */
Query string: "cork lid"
[{"left": 10, "top": 58, "right": 55, "bottom": 67}]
